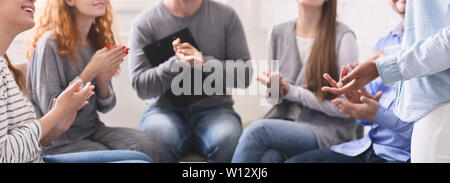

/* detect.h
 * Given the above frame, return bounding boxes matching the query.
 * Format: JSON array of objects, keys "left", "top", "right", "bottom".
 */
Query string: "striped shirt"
[{"left": 0, "top": 56, "right": 43, "bottom": 163}]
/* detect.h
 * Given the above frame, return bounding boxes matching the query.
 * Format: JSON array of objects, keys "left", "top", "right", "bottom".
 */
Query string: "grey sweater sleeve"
[
  {"left": 29, "top": 40, "right": 64, "bottom": 115},
  {"left": 95, "top": 82, "right": 116, "bottom": 113},
  {"left": 127, "top": 17, "right": 180, "bottom": 100}
]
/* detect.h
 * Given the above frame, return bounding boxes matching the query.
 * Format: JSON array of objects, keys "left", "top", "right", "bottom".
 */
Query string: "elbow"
[{"left": 131, "top": 77, "right": 153, "bottom": 100}]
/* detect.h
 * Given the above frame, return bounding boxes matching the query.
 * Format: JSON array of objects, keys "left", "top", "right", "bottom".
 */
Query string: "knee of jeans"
[
  {"left": 240, "top": 120, "right": 270, "bottom": 141},
  {"left": 260, "top": 149, "right": 285, "bottom": 163},
  {"left": 201, "top": 131, "right": 241, "bottom": 163}
]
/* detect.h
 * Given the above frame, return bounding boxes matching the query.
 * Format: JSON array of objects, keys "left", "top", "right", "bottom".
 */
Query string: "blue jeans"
[
  {"left": 285, "top": 146, "right": 395, "bottom": 163},
  {"left": 232, "top": 119, "right": 319, "bottom": 163},
  {"left": 43, "top": 150, "right": 152, "bottom": 163},
  {"left": 140, "top": 106, "right": 243, "bottom": 163}
]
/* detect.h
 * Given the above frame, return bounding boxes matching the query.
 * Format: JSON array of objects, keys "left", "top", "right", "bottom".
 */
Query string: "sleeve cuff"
[
  {"left": 376, "top": 54, "right": 403, "bottom": 86},
  {"left": 284, "top": 84, "right": 303, "bottom": 102},
  {"left": 96, "top": 86, "right": 114, "bottom": 106}
]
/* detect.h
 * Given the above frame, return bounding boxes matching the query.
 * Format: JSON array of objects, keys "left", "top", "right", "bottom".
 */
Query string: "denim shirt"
[
  {"left": 331, "top": 24, "right": 414, "bottom": 162},
  {"left": 375, "top": 0, "right": 450, "bottom": 122}
]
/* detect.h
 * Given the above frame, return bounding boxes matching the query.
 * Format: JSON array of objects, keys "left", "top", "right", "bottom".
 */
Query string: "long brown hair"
[
  {"left": 27, "top": 0, "right": 117, "bottom": 61},
  {"left": 304, "top": 0, "right": 338, "bottom": 102},
  {"left": 3, "top": 55, "right": 26, "bottom": 94}
]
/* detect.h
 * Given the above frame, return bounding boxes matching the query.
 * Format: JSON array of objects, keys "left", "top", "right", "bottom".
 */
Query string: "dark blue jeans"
[
  {"left": 285, "top": 146, "right": 391, "bottom": 163},
  {"left": 140, "top": 106, "right": 242, "bottom": 163}
]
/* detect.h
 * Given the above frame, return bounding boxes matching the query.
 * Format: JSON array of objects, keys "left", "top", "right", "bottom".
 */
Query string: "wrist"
[{"left": 80, "top": 65, "right": 97, "bottom": 83}]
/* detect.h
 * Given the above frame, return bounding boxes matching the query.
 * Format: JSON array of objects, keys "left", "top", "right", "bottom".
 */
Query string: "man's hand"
[
  {"left": 332, "top": 96, "right": 381, "bottom": 122},
  {"left": 172, "top": 38, "right": 204, "bottom": 68},
  {"left": 321, "top": 50, "right": 385, "bottom": 95}
]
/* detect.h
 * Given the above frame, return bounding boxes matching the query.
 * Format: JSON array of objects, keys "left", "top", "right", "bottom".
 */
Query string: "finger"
[
  {"left": 172, "top": 38, "right": 181, "bottom": 47},
  {"left": 337, "top": 65, "right": 360, "bottom": 87},
  {"left": 360, "top": 96, "right": 378, "bottom": 106},
  {"left": 350, "top": 63, "right": 359, "bottom": 69},
  {"left": 51, "top": 98, "right": 57, "bottom": 109},
  {"left": 177, "top": 49, "right": 195, "bottom": 56},
  {"left": 340, "top": 65, "right": 349, "bottom": 80},
  {"left": 68, "top": 79, "right": 83, "bottom": 93},
  {"left": 108, "top": 47, "right": 127, "bottom": 60},
  {"left": 333, "top": 80, "right": 359, "bottom": 95},
  {"left": 374, "top": 91, "right": 383, "bottom": 101},
  {"left": 360, "top": 87, "right": 375, "bottom": 99},
  {"left": 323, "top": 73, "right": 338, "bottom": 88},
  {"left": 256, "top": 77, "right": 269, "bottom": 87},
  {"left": 77, "top": 82, "right": 94, "bottom": 96},
  {"left": 178, "top": 42, "right": 194, "bottom": 49}
]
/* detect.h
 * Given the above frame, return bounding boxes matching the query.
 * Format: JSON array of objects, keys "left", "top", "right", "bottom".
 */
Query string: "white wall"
[{"left": 7, "top": 0, "right": 403, "bottom": 129}]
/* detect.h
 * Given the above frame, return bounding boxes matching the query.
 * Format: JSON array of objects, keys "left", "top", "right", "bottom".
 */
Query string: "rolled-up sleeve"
[{"left": 377, "top": 26, "right": 450, "bottom": 86}]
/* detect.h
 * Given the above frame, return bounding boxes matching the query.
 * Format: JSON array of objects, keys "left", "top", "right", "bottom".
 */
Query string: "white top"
[
  {"left": 295, "top": 36, "right": 314, "bottom": 67},
  {"left": 0, "top": 56, "right": 43, "bottom": 163},
  {"left": 267, "top": 29, "right": 359, "bottom": 118}
]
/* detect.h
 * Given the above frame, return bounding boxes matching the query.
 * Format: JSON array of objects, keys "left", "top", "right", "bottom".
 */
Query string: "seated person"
[
  {"left": 27, "top": 0, "right": 159, "bottom": 161},
  {"left": 286, "top": 0, "right": 414, "bottom": 163},
  {"left": 128, "top": 0, "right": 252, "bottom": 163}
]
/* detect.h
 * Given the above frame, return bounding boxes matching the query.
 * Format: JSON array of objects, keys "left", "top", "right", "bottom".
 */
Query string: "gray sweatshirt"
[
  {"left": 128, "top": 0, "right": 252, "bottom": 107},
  {"left": 27, "top": 32, "right": 116, "bottom": 147}
]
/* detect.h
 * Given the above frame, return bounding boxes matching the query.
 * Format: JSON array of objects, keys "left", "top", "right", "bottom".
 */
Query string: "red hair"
[{"left": 27, "top": 0, "right": 117, "bottom": 61}]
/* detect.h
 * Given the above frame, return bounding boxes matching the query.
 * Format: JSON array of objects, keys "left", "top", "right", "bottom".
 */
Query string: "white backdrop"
[{"left": 7, "top": 0, "right": 401, "bottom": 129}]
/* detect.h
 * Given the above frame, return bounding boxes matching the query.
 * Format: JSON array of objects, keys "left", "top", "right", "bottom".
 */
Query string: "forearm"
[
  {"left": 377, "top": 26, "right": 450, "bottom": 86},
  {"left": 130, "top": 56, "right": 180, "bottom": 99},
  {"left": 95, "top": 80, "right": 111, "bottom": 100},
  {"left": 284, "top": 85, "right": 350, "bottom": 118},
  {"left": 79, "top": 66, "right": 97, "bottom": 84},
  {"left": 37, "top": 109, "right": 63, "bottom": 146}
]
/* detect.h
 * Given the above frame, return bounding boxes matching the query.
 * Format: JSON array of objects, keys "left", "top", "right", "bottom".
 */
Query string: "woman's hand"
[
  {"left": 51, "top": 79, "right": 95, "bottom": 132},
  {"left": 39, "top": 79, "right": 95, "bottom": 146},
  {"left": 257, "top": 72, "right": 290, "bottom": 99},
  {"left": 172, "top": 38, "right": 204, "bottom": 68},
  {"left": 321, "top": 51, "right": 385, "bottom": 95},
  {"left": 323, "top": 63, "right": 382, "bottom": 103},
  {"left": 80, "top": 45, "right": 128, "bottom": 83}
]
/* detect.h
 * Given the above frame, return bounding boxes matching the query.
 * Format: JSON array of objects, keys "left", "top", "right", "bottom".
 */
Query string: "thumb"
[
  {"left": 68, "top": 79, "right": 83, "bottom": 92},
  {"left": 374, "top": 91, "right": 383, "bottom": 101},
  {"left": 51, "top": 98, "right": 57, "bottom": 109},
  {"left": 337, "top": 70, "right": 357, "bottom": 88},
  {"left": 360, "top": 96, "right": 377, "bottom": 105}
]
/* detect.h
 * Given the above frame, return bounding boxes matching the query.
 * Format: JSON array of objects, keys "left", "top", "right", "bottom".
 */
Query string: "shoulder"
[
  {"left": 35, "top": 31, "right": 59, "bottom": 52},
  {"left": 270, "top": 19, "right": 296, "bottom": 44},
  {"left": 272, "top": 20, "right": 296, "bottom": 35},
  {"left": 132, "top": 3, "right": 164, "bottom": 29},
  {"left": 336, "top": 22, "right": 356, "bottom": 38},
  {"left": 206, "top": 0, "right": 236, "bottom": 16}
]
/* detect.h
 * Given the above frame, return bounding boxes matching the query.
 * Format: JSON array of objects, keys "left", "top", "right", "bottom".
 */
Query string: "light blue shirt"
[
  {"left": 376, "top": 0, "right": 450, "bottom": 122},
  {"left": 331, "top": 23, "right": 414, "bottom": 162}
]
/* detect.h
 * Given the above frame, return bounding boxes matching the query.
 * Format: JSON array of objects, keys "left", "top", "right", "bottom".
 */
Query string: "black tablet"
[
  {"left": 143, "top": 27, "right": 199, "bottom": 67},
  {"left": 143, "top": 28, "right": 214, "bottom": 107}
]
